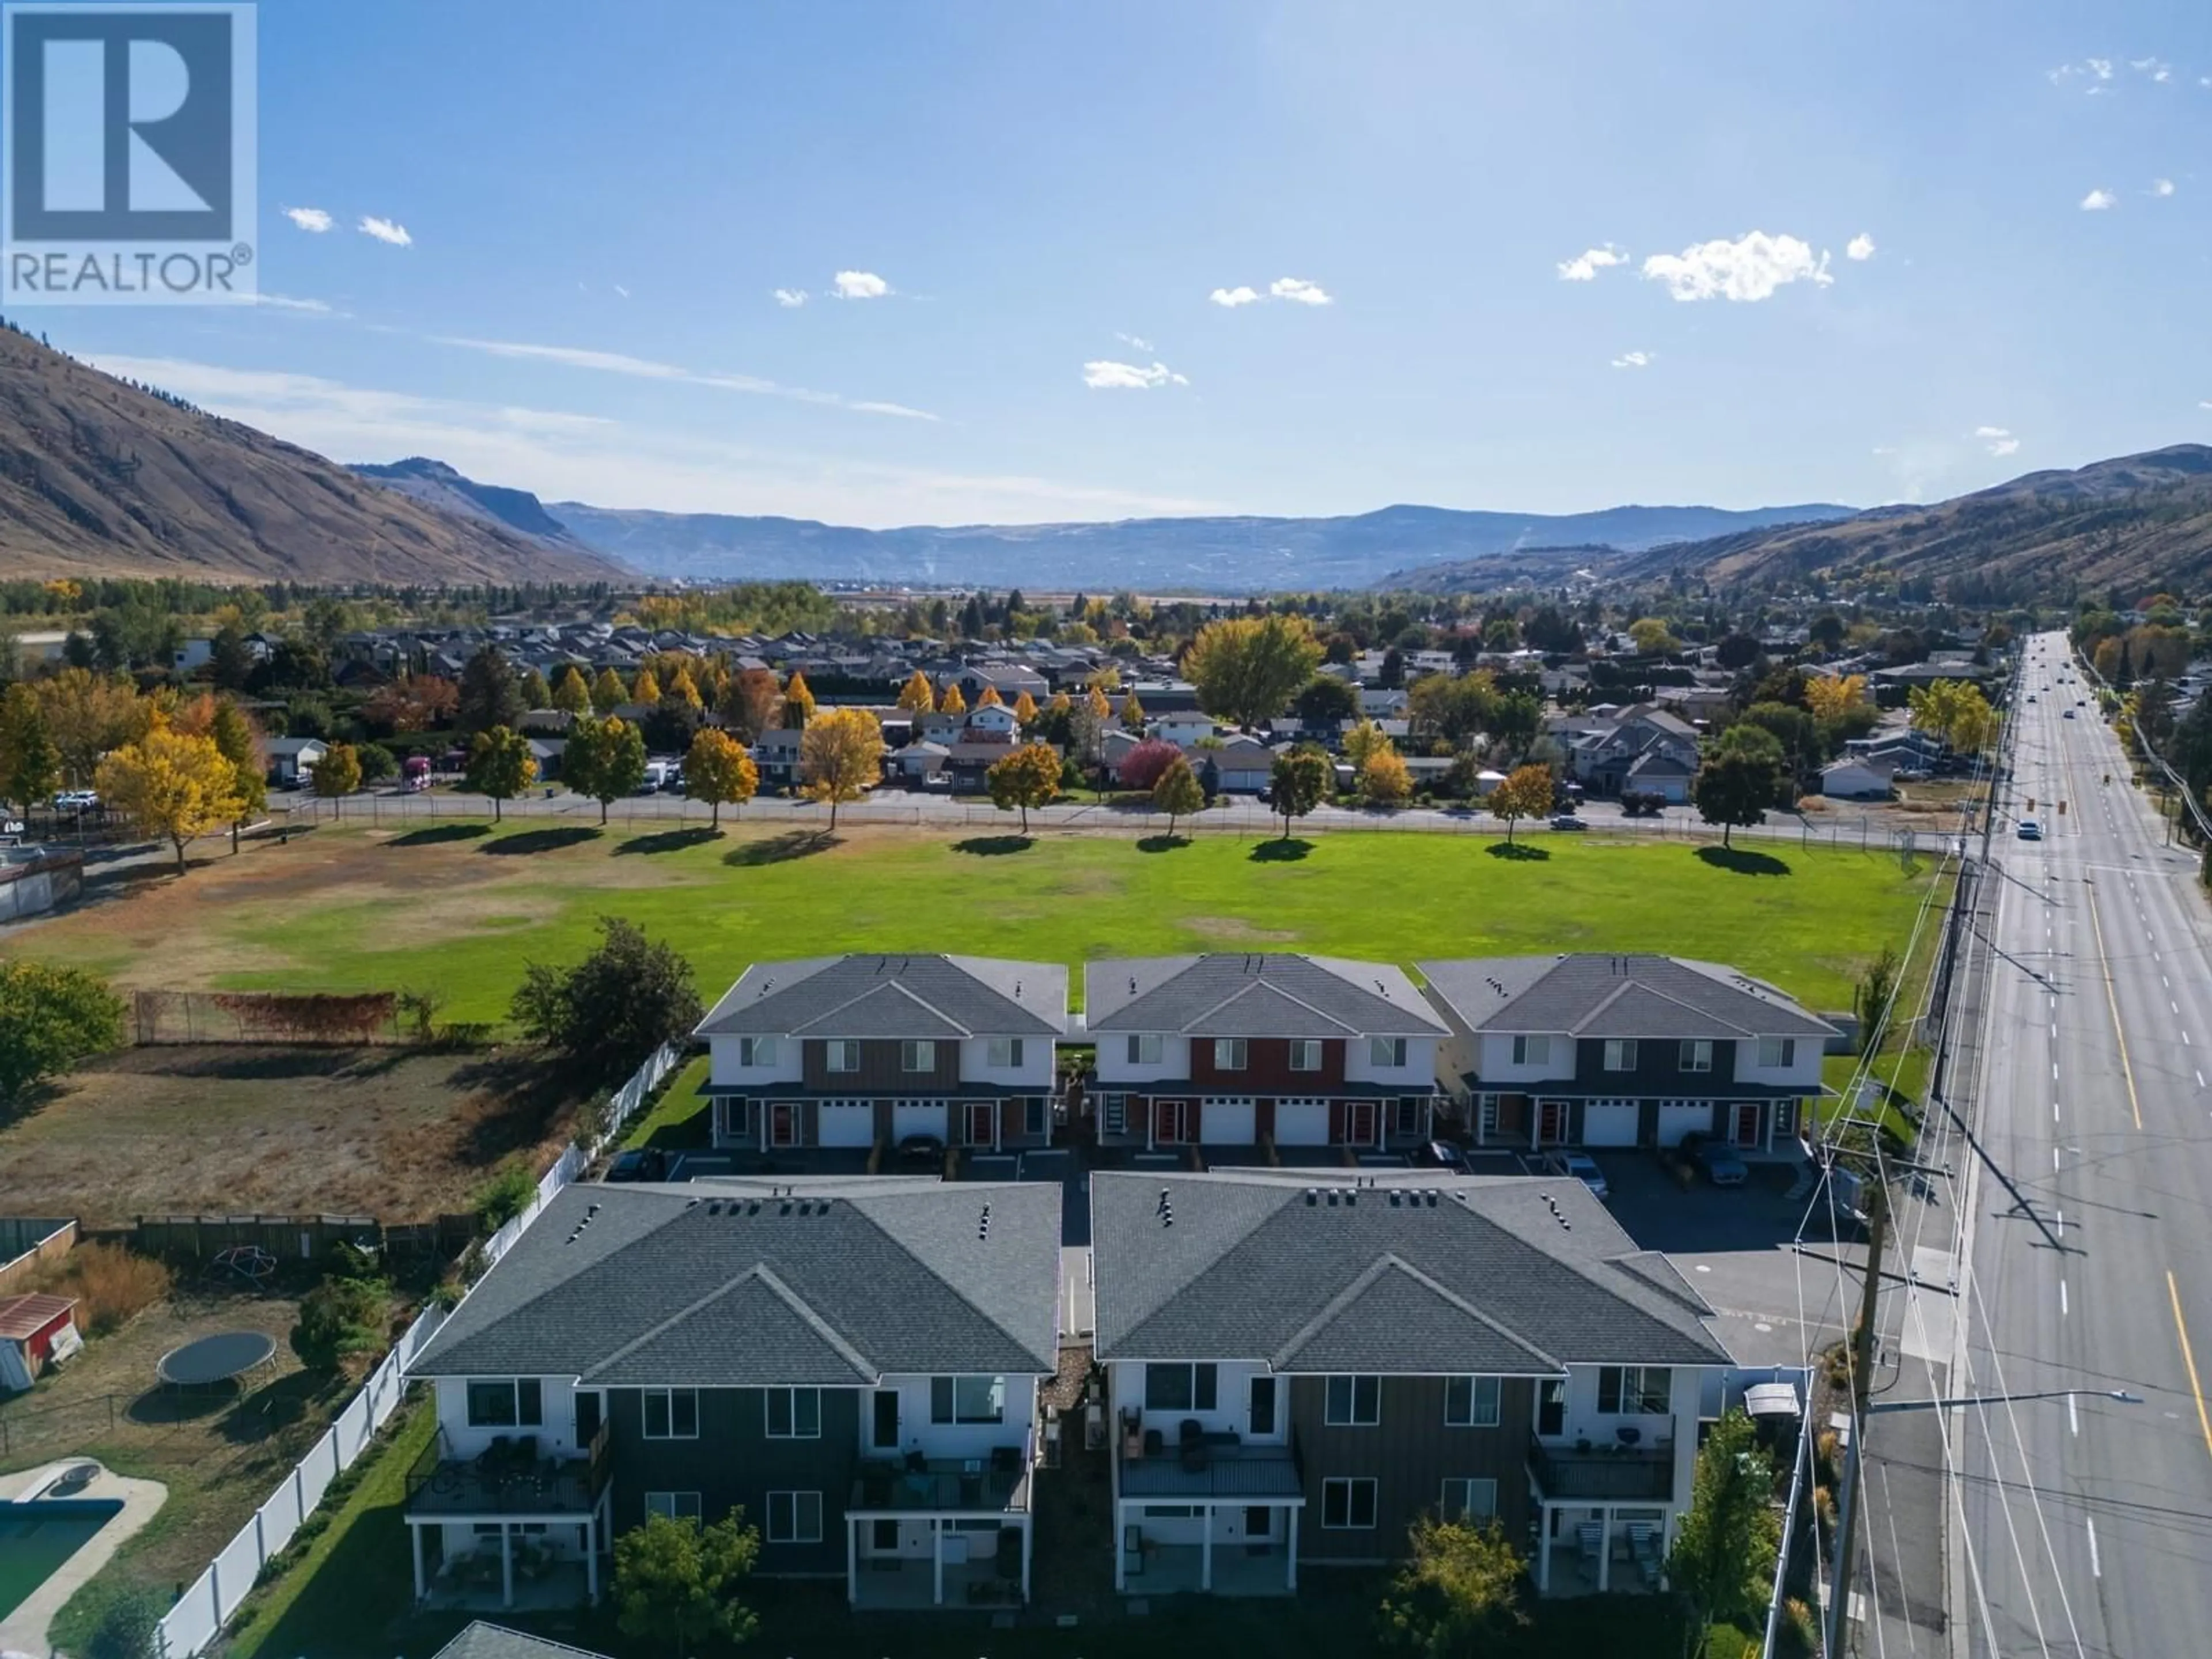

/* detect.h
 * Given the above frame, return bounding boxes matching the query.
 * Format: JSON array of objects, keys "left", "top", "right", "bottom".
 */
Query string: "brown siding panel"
[
  {"left": 1192, "top": 1037, "right": 1346, "bottom": 1090},
  {"left": 802, "top": 1037, "right": 962, "bottom": 1091}
]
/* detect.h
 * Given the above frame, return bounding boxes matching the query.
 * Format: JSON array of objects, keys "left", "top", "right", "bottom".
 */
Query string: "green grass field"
[{"left": 11, "top": 823, "right": 1941, "bottom": 1027}]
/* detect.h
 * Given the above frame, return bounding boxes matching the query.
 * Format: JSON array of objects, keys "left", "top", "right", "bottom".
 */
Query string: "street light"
[{"left": 1865, "top": 1387, "right": 2142, "bottom": 1417}]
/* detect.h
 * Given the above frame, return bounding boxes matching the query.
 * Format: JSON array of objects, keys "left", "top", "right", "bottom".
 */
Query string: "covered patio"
[
  {"left": 844, "top": 1514, "right": 1031, "bottom": 1609},
  {"left": 1113, "top": 1442, "right": 1305, "bottom": 1594},
  {"left": 403, "top": 1426, "right": 613, "bottom": 1609}
]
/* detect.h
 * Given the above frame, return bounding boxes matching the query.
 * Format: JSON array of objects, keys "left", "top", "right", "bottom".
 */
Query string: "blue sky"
[{"left": 56, "top": 0, "right": 2212, "bottom": 526}]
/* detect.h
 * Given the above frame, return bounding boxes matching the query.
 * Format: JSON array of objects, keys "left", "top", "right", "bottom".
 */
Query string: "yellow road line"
[
  {"left": 2084, "top": 881, "right": 2143, "bottom": 1130},
  {"left": 2168, "top": 1271, "right": 2212, "bottom": 1463}
]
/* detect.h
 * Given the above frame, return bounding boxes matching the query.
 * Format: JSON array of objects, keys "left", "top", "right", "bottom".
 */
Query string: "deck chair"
[{"left": 1576, "top": 1520, "right": 1604, "bottom": 1580}]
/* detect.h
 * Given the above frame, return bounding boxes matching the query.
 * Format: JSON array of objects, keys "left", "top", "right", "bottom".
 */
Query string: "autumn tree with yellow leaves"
[{"left": 96, "top": 717, "right": 244, "bottom": 874}]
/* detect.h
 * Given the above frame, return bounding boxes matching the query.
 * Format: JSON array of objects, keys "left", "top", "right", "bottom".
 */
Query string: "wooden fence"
[
  {"left": 124, "top": 1213, "right": 477, "bottom": 1264},
  {"left": 0, "top": 1217, "right": 75, "bottom": 1295}
]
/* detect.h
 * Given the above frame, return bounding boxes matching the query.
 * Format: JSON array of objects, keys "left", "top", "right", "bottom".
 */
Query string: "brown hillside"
[{"left": 0, "top": 325, "right": 623, "bottom": 584}]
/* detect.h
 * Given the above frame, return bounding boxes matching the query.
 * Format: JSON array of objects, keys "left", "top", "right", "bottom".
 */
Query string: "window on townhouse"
[
  {"left": 901, "top": 1040, "right": 936, "bottom": 1072},
  {"left": 1597, "top": 1366, "right": 1673, "bottom": 1415},
  {"left": 1679, "top": 1039, "right": 1713, "bottom": 1073},
  {"left": 930, "top": 1375, "right": 1006, "bottom": 1424},
  {"left": 1213, "top": 1038, "right": 1248, "bottom": 1070},
  {"left": 1370, "top": 1036, "right": 1408, "bottom": 1068},
  {"left": 1603, "top": 1039, "right": 1638, "bottom": 1072},
  {"left": 764, "top": 1387, "right": 821, "bottom": 1439},
  {"left": 1289, "top": 1039, "right": 1323, "bottom": 1071},
  {"left": 1758, "top": 1036, "right": 1797, "bottom": 1068},
  {"left": 1444, "top": 1376, "right": 1501, "bottom": 1427},
  {"left": 1321, "top": 1477, "right": 1378, "bottom": 1529},
  {"left": 738, "top": 1036, "right": 777, "bottom": 1067},
  {"left": 641, "top": 1387, "right": 700, "bottom": 1440},
  {"left": 645, "top": 1491, "right": 702, "bottom": 1521},
  {"left": 987, "top": 1036, "right": 1025, "bottom": 1068},
  {"left": 1537, "top": 1377, "right": 1566, "bottom": 1437},
  {"left": 1511, "top": 1034, "right": 1550, "bottom": 1066},
  {"left": 825, "top": 1039, "right": 860, "bottom": 1073},
  {"left": 465, "top": 1378, "right": 543, "bottom": 1428},
  {"left": 1441, "top": 1478, "right": 1498, "bottom": 1523},
  {"left": 1324, "top": 1374, "right": 1381, "bottom": 1426},
  {"left": 766, "top": 1490, "right": 823, "bottom": 1544},
  {"left": 1127, "top": 1033, "right": 1164, "bottom": 1065},
  {"left": 1143, "top": 1363, "right": 1218, "bottom": 1414}
]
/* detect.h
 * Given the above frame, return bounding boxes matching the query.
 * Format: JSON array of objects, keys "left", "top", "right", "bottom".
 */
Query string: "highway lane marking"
[
  {"left": 2069, "top": 1392, "right": 2079, "bottom": 1435},
  {"left": 2168, "top": 1270, "right": 2212, "bottom": 1464},
  {"left": 2060, "top": 1278, "right": 2069, "bottom": 1317},
  {"left": 2198, "top": 1070, "right": 2206, "bottom": 1089},
  {"left": 2084, "top": 882, "right": 2145, "bottom": 1130},
  {"left": 2086, "top": 1517, "right": 2101, "bottom": 1580}
]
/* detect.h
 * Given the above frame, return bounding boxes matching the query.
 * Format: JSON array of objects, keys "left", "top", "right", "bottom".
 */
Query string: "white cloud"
[
  {"left": 358, "top": 215, "right": 412, "bottom": 246},
  {"left": 1082, "top": 359, "right": 1190, "bottom": 390},
  {"left": 430, "top": 334, "right": 938, "bottom": 420},
  {"left": 283, "top": 206, "right": 332, "bottom": 233},
  {"left": 1609, "top": 350, "right": 1654, "bottom": 369},
  {"left": 1846, "top": 232, "right": 1877, "bottom": 261},
  {"left": 255, "top": 293, "right": 332, "bottom": 313},
  {"left": 1209, "top": 285, "right": 1260, "bottom": 308},
  {"left": 832, "top": 270, "right": 890, "bottom": 300},
  {"left": 2088, "top": 57, "right": 2114, "bottom": 78},
  {"left": 1639, "top": 231, "right": 1832, "bottom": 302},
  {"left": 2080, "top": 187, "right": 2116, "bottom": 210},
  {"left": 2153, "top": 178, "right": 2176, "bottom": 197},
  {"left": 613, "top": 284, "right": 631, "bottom": 300},
  {"left": 79, "top": 354, "right": 1210, "bottom": 525},
  {"left": 772, "top": 288, "right": 808, "bottom": 308},
  {"left": 1270, "top": 276, "right": 1332, "bottom": 306},
  {"left": 1976, "top": 425, "right": 2021, "bottom": 457},
  {"left": 1556, "top": 243, "right": 1628, "bottom": 282},
  {"left": 1116, "top": 332, "right": 1154, "bottom": 353},
  {"left": 2130, "top": 56, "right": 2172, "bottom": 81}
]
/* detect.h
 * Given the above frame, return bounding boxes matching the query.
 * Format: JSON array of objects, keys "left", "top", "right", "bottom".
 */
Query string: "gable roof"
[
  {"left": 1418, "top": 953, "right": 1836, "bottom": 1041},
  {"left": 411, "top": 1178, "right": 1061, "bottom": 1385},
  {"left": 695, "top": 955, "right": 1066, "bottom": 1040},
  {"left": 1090, "top": 1169, "right": 1730, "bottom": 1371},
  {"left": 433, "top": 1626, "right": 609, "bottom": 1659},
  {"left": 1085, "top": 955, "right": 1447, "bottom": 1038}
]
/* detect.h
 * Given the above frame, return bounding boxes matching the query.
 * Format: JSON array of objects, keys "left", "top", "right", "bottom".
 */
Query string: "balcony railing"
[
  {"left": 849, "top": 1446, "right": 1030, "bottom": 1514},
  {"left": 405, "top": 1421, "right": 611, "bottom": 1517},
  {"left": 1527, "top": 1434, "right": 1675, "bottom": 1502}
]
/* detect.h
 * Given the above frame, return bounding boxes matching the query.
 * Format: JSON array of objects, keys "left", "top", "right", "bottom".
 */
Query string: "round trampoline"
[{"left": 157, "top": 1330, "right": 278, "bottom": 1389}]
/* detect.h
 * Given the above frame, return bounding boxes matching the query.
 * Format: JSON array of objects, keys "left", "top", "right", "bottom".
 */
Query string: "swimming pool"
[{"left": 0, "top": 1499, "right": 124, "bottom": 1620}]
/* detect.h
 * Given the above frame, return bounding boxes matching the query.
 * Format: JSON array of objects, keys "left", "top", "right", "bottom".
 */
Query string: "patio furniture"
[
  {"left": 1615, "top": 1426, "right": 1643, "bottom": 1449},
  {"left": 1627, "top": 1522, "right": 1662, "bottom": 1588},
  {"left": 1123, "top": 1524, "right": 1146, "bottom": 1577},
  {"left": 990, "top": 1444, "right": 1022, "bottom": 1477},
  {"left": 1179, "top": 1418, "right": 1209, "bottom": 1472},
  {"left": 1576, "top": 1521, "right": 1604, "bottom": 1581},
  {"left": 1143, "top": 1428, "right": 1164, "bottom": 1460}
]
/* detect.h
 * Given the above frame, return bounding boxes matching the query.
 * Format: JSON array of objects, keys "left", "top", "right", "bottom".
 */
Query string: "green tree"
[
  {"left": 463, "top": 725, "right": 537, "bottom": 823},
  {"left": 0, "top": 682, "right": 59, "bottom": 812},
  {"left": 590, "top": 666, "right": 628, "bottom": 713},
  {"left": 309, "top": 742, "right": 362, "bottom": 817},
  {"left": 1186, "top": 614, "right": 1325, "bottom": 728},
  {"left": 1487, "top": 690, "right": 1542, "bottom": 761},
  {"left": 684, "top": 727, "right": 757, "bottom": 829},
  {"left": 1487, "top": 762, "right": 1554, "bottom": 846},
  {"left": 289, "top": 1270, "right": 389, "bottom": 1370},
  {"left": 209, "top": 620, "right": 255, "bottom": 691},
  {"left": 551, "top": 665, "right": 593, "bottom": 715},
  {"left": 566, "top": 715, "right": 649, "bottom": 824},
  {"left": 1152, "top": 753, "right": 1205, "bottom": 838},
  {"left": 1854, "top": 946, "right": 1900, "bottom": 1057},
  {"left": 512, "top": 916, "right": 704, "bottom": 1086},
  {"left": 1667, "top": 1407, "right": 1779, "bottom": 1638},
  {"left": 1376, "top": 1516, "right": 1527, "bottom": 1657},
  {"left": 1293, "top": 673, "right": 1362, "bottom": 729},
  {"left": 355, "top": 741, "right": 398, "bottom": 785},
  {"left": 986, "top": 741, "right": 1062, "bottom": 834},
  {"left": 518, "top": 666, "right": 551, "bottom": 710},
  {"left": 457, "top": 645, "right": 524, "bottom": 735},
  {"left": 82, "top": 1582, "right": 167, "bottom": 1659},
  {"left": 1268, "top": 746, "right": 1332, "bottom": 840},
  {"left": 1693, "top": 724, "right": 1787, "bottom": 849},
  {"left": 1628, "top": 616, "right": 1680, "bottom": 654},
  {"left": 1406, "top": 672, "right": 1495, "bottom": 749},
  {"left": 206, "top": 699, "right": 267, "bottom": 852},
  {"left": 613, "top": 1511, "right": 761, "bottom": 1657},
  {"left": 0, "top": 959, "right": 124, "bottom": 1104}
]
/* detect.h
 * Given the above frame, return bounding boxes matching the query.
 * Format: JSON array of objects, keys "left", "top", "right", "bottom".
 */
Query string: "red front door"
[
  {"left": 770, "top": 1103, "right": 798, "bottom": 1147},
  {"left": 1537, "top": 1100, "right": 1568, "bottom": 1146},
  {"left": 1156, "top": 1100, "right": 1188, "bottom": 1144},
  {"left": 1733, "top": 1103, "right": 1762, "bottom": 1149},
  {"left": 966, "top": 1101, "right": 997, "bottom": 1146},
  {"left": 1345, "top": 1101, "right": 1379, "bottom": 1147}
]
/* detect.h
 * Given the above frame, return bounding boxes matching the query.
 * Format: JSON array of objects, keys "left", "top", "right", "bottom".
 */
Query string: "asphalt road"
[{"left": 1948, "top": 633, "right": 2212, "bottom": 1659}]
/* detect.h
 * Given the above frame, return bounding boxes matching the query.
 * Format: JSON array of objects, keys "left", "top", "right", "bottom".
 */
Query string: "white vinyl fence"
[{"left": 156, "top": 1041, "right": 683, "bottom": 1658}]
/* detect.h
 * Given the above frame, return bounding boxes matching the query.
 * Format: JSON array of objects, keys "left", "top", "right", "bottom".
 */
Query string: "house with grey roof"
[
  {"left": 404, "top": 1176, "right": 1062, "bottom": 1611},
  {"left": 695, "top": 956, "right": 1067, "bottom": 1156},
  {"left": 1090, "top": 1168, "right": 1733, "bottom": 1597},
  {"left": 1085, "top": 955, "right": 1448, "bottom": 1152},
  {"left": 1418, "top": 954, "right": 1837, "bottom": 1155}
]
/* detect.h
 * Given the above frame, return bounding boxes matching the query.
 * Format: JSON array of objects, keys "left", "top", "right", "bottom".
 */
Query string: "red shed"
[{"left": 0, "top": 1292, "right": 80, "bottom": 1391}]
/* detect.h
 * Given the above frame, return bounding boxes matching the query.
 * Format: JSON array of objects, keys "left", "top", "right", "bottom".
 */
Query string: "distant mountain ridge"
[
  {"left": 0, "top": 328, "right": 624, "bottom": 584},
  {"left": 353, "top": 457, "right": 596, "bottom": 548},
  {"left": 541, "top": 497, "right": 1859, "bottom": 592}
]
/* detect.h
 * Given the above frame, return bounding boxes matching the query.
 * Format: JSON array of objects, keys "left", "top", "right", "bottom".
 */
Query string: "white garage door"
[
  {"left": 818, "top": 1100, "right": 874, "bottom": 1148},
  {"left": 893, "top": 1100, "right": 945, "bottom": 1142},
  {"left": 1581, "top": 1100, "right": 1639, "bottom": 1147},
  {"left": 1275, "top": 1099, "right": 1329, "bottom": 1146},
  {"left": 1656, "top": 1100, "right": 1713, "bottom": 1146},
  {"left": 1204, "top": 1099, "right": 1255, "bottom": 1144}
]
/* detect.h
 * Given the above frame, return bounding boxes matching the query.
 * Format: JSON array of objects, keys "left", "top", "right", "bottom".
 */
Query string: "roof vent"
[
  {"left": 1326, "top": 1189, "right": 1339, "bottom": 1207},
  {"left": 585, "top": 1203, "right": 600, "bottom": 1217},
  {"left": 1305, "top": 1188, "right": 1319, "bottom": 1206},
  {"left": 706, "top": 1200, "right": 723, "bottom": 1216},
  {"left": 979, "top": 1202, "right": 993, "bottom": 1241},
  {"left": 1388, "top": 1191, "right": 1403, "bottom": 1207}
]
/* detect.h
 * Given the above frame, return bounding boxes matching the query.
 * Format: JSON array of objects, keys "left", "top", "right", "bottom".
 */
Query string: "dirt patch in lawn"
[
  {"left": 0, "top": 1046, "right": 579, "bottom": 1226},
  {"left": 1181, "top": 915, "right": 1300, "bottom": 942}
]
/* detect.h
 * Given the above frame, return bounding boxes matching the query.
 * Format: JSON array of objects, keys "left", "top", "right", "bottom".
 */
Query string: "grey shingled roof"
[
  {"left": 1085, "top": 955, "right": 1446, "bottom": 1037},
  {"left": 1418, "top": 953, "right": 1836, "bottom": 1041},
  {"left": 411, "top": 1178, "right": 1060, "bottom": 1385},
  {"left": 695, "top": 955, "right": 1067, "bottom": 1040},
  {"left": 1090, "top": 1169, "right": 1731, "bottom": 1372},
  {"left": 433, "top": 1627, "right": 609, "bottom": 1659}
]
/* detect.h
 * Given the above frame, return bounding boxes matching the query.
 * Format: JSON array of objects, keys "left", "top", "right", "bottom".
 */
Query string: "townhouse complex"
[{"left": 402, "top": 950, "right": 1836, "bottom": 1612}]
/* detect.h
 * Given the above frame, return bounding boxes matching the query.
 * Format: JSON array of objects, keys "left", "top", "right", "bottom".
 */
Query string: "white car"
[
  {"left": 2016, "top": 819, "right": 2042, "bottom": 840},
  {"left": 51, "top": 790, "right": 97, "bottom": 812}
]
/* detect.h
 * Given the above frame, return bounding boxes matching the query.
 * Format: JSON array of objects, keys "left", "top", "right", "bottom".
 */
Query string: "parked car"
[
  {"left": 604, "top": 1147, "right": 668, "bottom": 1183},
  {"left": 1550, "top": 813, "right": 1589, "bottom": 831},
  {"left": 1680, "top": 1132, "right": 1747, "bottom": 1187},
  {"left": 1409, "top": 1139, "right": 1469, "bottom": 1173},
  {"left": 50, "top": 790, "right": 97, "bottom": 812},
  {"left": 1539, "top": 1150, "right": 1609, "bottom": 1200},
  {"left": 896, "top": 1133, "right": 947, "bottom": 1170}
]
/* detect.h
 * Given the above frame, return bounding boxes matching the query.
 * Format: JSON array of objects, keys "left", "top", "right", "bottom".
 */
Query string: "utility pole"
[{"left": 1826, "top": 1173, "right": 1888, "bottom": 1658}]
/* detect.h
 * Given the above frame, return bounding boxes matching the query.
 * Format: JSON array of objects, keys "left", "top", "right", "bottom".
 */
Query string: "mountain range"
[{"left": 0, "top": 327, "right": 622, "bottom": 585}]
